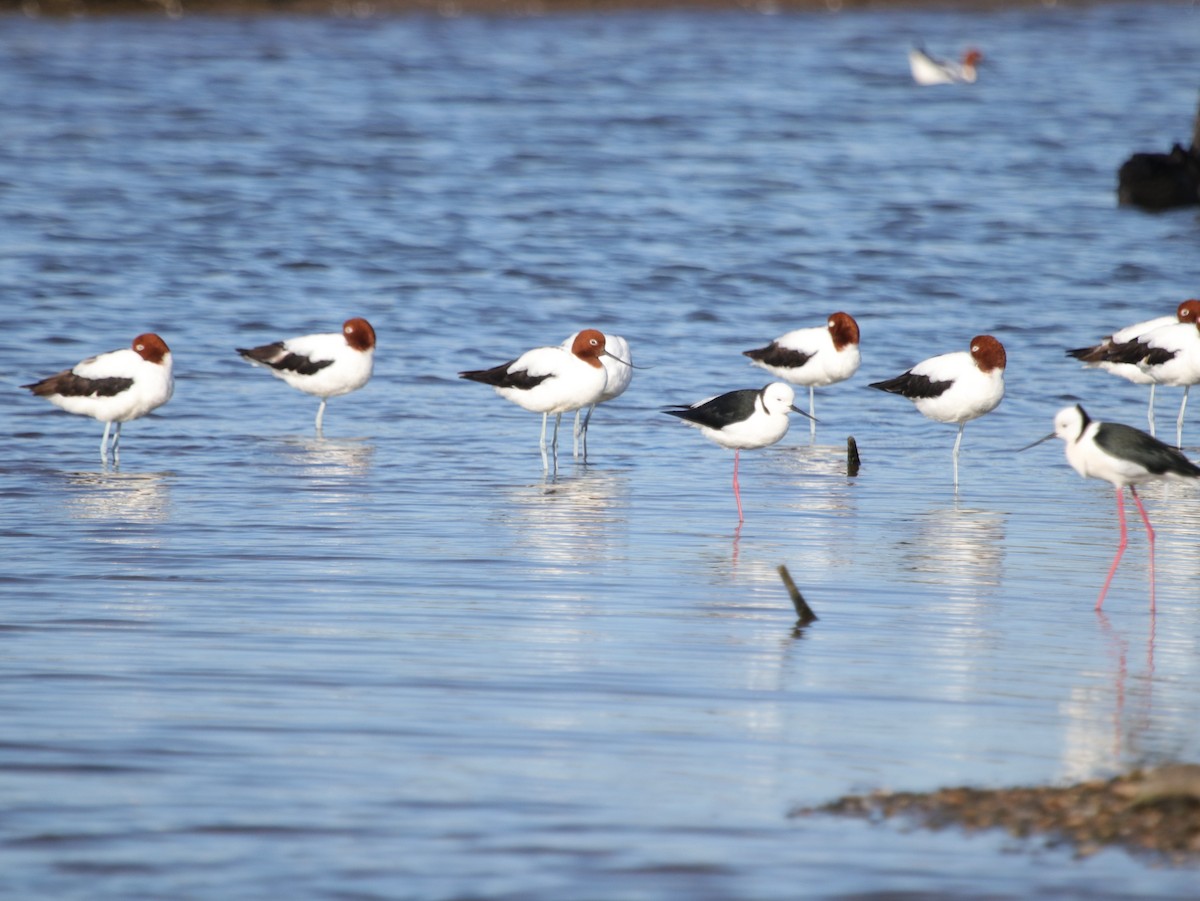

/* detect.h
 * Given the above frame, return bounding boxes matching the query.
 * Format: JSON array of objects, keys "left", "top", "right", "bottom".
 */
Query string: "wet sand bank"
[{"left": 794, "top": 765, "right": 1200, "bottom": 864}]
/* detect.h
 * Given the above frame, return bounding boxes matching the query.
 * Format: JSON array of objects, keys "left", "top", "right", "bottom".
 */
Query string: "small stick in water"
[
  {"left": 778, "top": 565, "right": 818, "bottom": 624},
  {"left": 847, "top": 436, "right": 861, "bottom": 477}
]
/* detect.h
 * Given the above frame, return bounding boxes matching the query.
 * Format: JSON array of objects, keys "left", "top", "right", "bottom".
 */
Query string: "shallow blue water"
[{"left": 2, "top": 3, "right": 1200, "bottom": 898}]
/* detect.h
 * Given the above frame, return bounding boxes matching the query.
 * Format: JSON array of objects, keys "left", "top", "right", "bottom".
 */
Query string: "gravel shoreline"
[{"left": 793, "top": 765, "right": 1200, "bottom": 864}]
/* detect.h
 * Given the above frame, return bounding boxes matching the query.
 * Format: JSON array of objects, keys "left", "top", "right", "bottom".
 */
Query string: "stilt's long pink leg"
[
  {"left": 1129, "top": 486, "right": 1156, "bottom": 614},
  {"left": 732, "top": 448, "right": 744, "bottom": 523},
  {"left": 1096, "top": 487, "right": 1129, "bottom": 611}
]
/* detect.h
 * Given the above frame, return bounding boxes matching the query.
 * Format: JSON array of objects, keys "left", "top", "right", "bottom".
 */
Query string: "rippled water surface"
[{"left": 3, "top": 4, "right": 1200, "bottom": 898}]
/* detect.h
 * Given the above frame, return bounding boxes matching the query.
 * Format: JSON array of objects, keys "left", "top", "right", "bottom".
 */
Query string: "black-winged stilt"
[
  {"left": 665, "top": 381, "right": 814, "bottom": 522},
  {"left": 1022, "top": 404, "right": 1200, "bottom": 612}
]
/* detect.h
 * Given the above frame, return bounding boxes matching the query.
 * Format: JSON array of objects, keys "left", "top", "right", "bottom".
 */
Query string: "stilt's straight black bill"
[{"left": 1018, "top": 432, "right": 1055, "bottom": 452}]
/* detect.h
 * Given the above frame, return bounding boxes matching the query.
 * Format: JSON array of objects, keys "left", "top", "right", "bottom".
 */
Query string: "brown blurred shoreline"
[{"left": 0, "top": 0, "right": 1126, "bottom": 19}]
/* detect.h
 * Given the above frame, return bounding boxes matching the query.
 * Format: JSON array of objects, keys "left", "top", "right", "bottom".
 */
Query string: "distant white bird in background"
[
  {"left": 561, "top": 331, "right": 633, "bottom": 460},
  {"left": 1067, "top": 299, "right": 1200, "bottom": 438},
  {"left": 237, "top": 317, "right": 376, "bottom": 435},
  {"left": 665, "top": 382, "right": 814, "bottom": 522},
  {"left": 1021, "top": 404, "right": 1200, "bottom": 612},
  {"left": 742, "top": 311, "right": 861, "bottom": 442},
  {"left": 908, "top": 46, "right": 983, "bottom": 86},
  {"left": 23, "top": 332, "right": 174, "bottom": 465},
  {"left": 870, "top": 335, "right": 1006, "bottom": 491}
]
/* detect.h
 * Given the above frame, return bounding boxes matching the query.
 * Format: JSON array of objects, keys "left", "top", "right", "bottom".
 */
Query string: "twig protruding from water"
[
  {"left": 847, "top": 436, "right": 861, "bottom": 477},
  {"left": 778, "top": 565, "right": 818, "bottom": 624}
]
